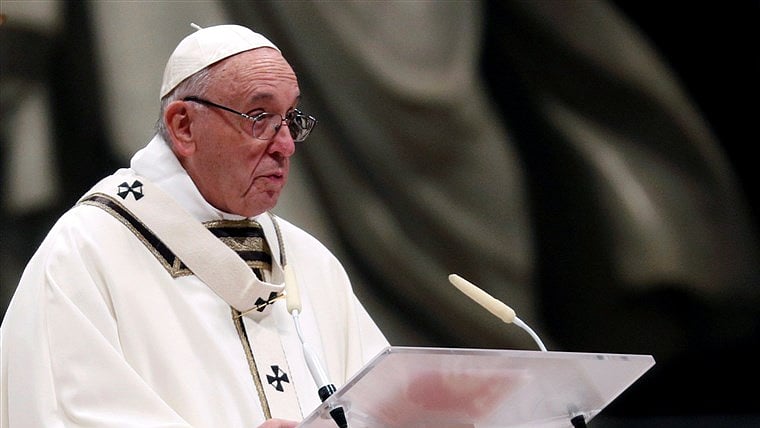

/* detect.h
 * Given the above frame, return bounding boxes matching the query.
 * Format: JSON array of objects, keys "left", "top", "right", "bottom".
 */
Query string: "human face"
[{"left": 178, "top": 48, "right": 300, "bottom": 217}]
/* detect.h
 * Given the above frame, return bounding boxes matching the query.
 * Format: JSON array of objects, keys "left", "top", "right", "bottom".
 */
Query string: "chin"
[{"left": 239, "top": 196, "right": 279, "bottom": 217}]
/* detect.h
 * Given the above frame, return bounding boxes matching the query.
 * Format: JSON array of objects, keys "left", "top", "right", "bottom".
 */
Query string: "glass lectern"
[{"left": 298, "top": 346, "right": 655, "bottom": 428}]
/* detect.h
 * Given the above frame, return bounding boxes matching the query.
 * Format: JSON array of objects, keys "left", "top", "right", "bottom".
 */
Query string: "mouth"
[
  {"left": 243, "top": 170, "right": 285, "bottom": 195},
  {"left": 260, "top": 171, "right": 284, "bottom": 181}
]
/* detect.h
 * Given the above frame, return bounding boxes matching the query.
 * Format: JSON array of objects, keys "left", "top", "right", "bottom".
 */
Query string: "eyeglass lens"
[
  {"left": 288, "top": 113, "right": 313, "bottom": 142},
  {"left": 252, "top": 112, "right": 314, "bottom": 142}
]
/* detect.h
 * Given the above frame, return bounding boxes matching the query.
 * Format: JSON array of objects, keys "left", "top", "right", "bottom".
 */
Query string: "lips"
[
  {"left": 259, "top": 171, "right": 284, "bottom": 180},
  {"left": 253, "top": 170, "right": 287, "bottom": 189}
]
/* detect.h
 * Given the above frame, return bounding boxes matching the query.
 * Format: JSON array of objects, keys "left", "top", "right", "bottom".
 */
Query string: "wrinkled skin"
[{"left": 165, "top": 47, "right": 300, "bottom": 217}]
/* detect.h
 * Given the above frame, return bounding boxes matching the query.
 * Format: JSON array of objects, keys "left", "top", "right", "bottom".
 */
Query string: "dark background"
[{"left": 2, "top": 1, "right": 758, "bottom": 426}]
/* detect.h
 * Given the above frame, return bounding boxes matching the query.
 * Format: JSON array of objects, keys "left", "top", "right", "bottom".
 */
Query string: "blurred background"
[{"left": 1, "top": 1, "right": 758, "bottom": 427}]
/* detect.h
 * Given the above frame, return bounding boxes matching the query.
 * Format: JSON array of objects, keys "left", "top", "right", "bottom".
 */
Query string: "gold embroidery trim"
[
  {"left": 80, "top": 197, "right": 273, "bottom": 278},
  {"left": 80, "top": 196, "right": 180, "bottom": 276},
  {"left": 232, "top": 307, "right": 272, "bottom": 419}
]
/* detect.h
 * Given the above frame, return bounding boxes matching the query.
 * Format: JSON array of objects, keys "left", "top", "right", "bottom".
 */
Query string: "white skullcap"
[{"left": 160, "top": 23, "right": 279, "bottom": 99}]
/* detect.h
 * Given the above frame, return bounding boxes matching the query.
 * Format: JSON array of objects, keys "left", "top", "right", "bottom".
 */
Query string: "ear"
[{"left": 165, "top": 100, "right": 196, "bottom": 157}]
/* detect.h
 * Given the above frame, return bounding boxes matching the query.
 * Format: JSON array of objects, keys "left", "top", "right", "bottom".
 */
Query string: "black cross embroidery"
[
  {"left": 254, "top": 291, "right": 280, "bottom": 312},
  {"left": 266, "top": 365, "right": 289, "bottom": 392},
  {"left": 117, "top": 180, "right": 144, "bottom": 200}
]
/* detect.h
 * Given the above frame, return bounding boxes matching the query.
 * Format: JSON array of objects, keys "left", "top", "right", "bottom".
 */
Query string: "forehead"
[{"left": 207, "top": 48, "right": 299, "bottom": 103}]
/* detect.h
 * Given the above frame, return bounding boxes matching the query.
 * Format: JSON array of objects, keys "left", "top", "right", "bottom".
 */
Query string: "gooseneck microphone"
[
  {"left": 448, "top": 274, "right": 598, "bottom": 426},
  {"left": 284, "top": 264, "right": 348, "bottom": 428},
  {"left": 267, "top": 212, "right": 347, "bottom": 427},
  {"left": 448, "top": 274, "right": 548, "bottom": 352}
]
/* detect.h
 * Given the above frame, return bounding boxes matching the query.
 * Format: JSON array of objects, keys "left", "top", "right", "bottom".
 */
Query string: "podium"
[{"left": 298, "top": 346, "right": 655, "bottom": 427}]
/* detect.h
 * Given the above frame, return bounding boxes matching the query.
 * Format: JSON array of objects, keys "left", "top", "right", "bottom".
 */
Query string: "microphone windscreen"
[
  {"left": 284, "top": 264, "right": 302, "bottom": 313},
  {"left": 448, "top": 274, "right": 516, "bottom": 324}
]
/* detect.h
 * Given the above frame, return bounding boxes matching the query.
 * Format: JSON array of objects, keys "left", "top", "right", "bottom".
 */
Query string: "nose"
[{"left": 268, "top": 120, "right": 296, "bottom": 157}]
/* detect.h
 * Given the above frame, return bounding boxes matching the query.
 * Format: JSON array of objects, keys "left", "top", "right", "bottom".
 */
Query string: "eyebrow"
[
  {"left": 245, "top": 93, "right": 303, "bottom": 114},
  {"left": 250, "top": 92, "right": 274, "bottom": 103}
]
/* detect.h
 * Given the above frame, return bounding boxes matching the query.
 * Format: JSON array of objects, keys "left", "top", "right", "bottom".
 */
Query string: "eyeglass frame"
[{"left": 182, "top": 96, "right": 317, "bottom": 143}]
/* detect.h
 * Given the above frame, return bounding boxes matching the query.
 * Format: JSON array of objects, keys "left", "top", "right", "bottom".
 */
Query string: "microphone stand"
[
  {"left": 571, "top": 414, "right": 588, "bottom": 427},
  {"left": 291, "top": 310, "right": 348, "bottom": 428},
  {"left": 269, "top": 213, "right": 348, "bottom": 427},
  {"left": 284, "top": 264, "right": 347, "bottom": 428},
  {"left": 450, "top": 274, "right": 592, "bottom": 427}
]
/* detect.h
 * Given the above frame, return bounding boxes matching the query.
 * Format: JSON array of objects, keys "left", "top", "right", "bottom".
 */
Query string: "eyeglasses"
[{"left": 183, "top": 96, "right": 317, "bottom": 143}]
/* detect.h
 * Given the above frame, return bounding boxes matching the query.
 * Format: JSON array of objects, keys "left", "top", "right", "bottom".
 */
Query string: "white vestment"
[{"left": 0, "top": 135, "right": 389, "bottom": 427}]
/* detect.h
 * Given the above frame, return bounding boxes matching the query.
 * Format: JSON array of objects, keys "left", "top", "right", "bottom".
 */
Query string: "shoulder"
[
  {"left": 10, "top": 202, "right": 137, "bottom": 310},
  {"left": 30, "top": 203, "right": 135, "bottom": 267}
]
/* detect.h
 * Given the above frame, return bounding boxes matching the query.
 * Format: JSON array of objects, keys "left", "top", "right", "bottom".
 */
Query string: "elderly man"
[{"left": 1, "top": 24, "right": 388, "bottom": 428}]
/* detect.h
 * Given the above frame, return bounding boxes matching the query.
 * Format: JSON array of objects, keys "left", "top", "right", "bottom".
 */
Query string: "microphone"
[
  {"left": 284, "top": 264, "right": 348, "bottom": 428},
  {"left": 448, "top": 274, "right": 547, "bottom": 352}
]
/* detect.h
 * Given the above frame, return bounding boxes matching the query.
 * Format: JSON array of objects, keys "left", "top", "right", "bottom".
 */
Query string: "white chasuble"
[{"left": 0, "top": 135, "right": 389, "bottom": 427}]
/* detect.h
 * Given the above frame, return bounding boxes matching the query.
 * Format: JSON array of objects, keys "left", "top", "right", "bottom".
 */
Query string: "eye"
[{"left": 245, "top": 109, "right": 266, "bottom": 118}]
